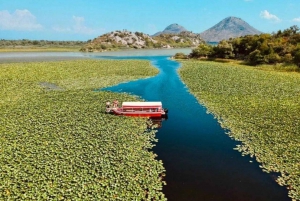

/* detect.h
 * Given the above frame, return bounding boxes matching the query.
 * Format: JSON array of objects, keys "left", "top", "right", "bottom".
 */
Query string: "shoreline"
[
  {"left": 0, "top": 56, "right": 88, "bottom": 63},
  {"left": 0, "top": 48, "right": 192, "bottom": 63},
  {"left": 0, "top": 52, "right": 88, "bottom": 63}
]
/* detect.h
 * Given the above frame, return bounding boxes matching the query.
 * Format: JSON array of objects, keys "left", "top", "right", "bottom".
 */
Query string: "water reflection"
[{"left": 147, "top": 116, "right": 168, "bottom": 129}]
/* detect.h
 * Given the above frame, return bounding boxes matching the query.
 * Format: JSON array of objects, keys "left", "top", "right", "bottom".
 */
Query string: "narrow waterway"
[
  {"left": 98, "top": 54, "right": 289, "bottom": 201},
  {"left": 0, "top": 51, "right": 290, "bottom": 200}
]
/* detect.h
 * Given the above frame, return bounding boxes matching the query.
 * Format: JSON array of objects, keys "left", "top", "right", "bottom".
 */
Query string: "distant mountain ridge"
[
  {"left": 200, "top": 16, "right": 262, "bottom": 42},
  {"left": 80, "top": 17, "right": 263, "bottom": 52},
  {"left": 152, "top": 23, "right": 188, "bottom": 36}
]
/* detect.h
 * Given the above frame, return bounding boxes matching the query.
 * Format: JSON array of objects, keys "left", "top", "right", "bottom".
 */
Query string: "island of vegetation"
[{"left": 0, "top": 60, "right": 167, "bottom": 200}]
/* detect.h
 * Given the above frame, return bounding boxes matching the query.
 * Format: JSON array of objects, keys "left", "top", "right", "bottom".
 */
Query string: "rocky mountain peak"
[
  {"left": 200, "top": 16, "right": 262, "bottom": 42},
  {"left": 152, "top": 23, "right": 188, "bottom": 36}
]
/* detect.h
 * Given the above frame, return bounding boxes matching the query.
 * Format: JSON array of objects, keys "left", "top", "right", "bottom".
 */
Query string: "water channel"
[
  {"left": 96, "top": 53, "right": 290, "bottom": 201},
  {"left": 0, "top": 51, "right": 290, "bottom": 200}
]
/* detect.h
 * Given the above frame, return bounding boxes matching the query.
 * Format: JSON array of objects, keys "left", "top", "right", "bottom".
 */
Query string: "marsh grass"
[
  {"left": 256, "top": 63, "right": 300, "bottom": 72},
  {"left": 179, "top": 60, "right": 300, "bottom": 200},
  {"left": 0, "top": 60, "right": 166, "bottom": 200},
  {"left": 0, "top": 47, "right": 81, "bottom": 52}
]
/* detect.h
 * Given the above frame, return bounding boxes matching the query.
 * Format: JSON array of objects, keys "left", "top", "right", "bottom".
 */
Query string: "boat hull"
[
  {"left": 112, "top": 110, "right": 165, "bottom": 117},
  {"left": 111, "top": 109, "right": 164, "bottom": 117}
]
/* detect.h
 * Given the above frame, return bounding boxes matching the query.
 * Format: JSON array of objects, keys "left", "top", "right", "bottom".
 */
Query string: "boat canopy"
[{"left": 122, "top": 102, "right": 162, "bottom": 108}]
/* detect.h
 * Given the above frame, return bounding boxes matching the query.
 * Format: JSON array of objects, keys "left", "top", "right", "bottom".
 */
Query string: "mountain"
[
  {"left": 152, "top": 23, "right": 188, "bottom": 36},
  {"left": 80, "top": 29, "right": 204, "bottom": 52},
  {"left": 200, "top": 16, "right": 262, "bottom": 42},
  {"left": 80, "top": 30, "right": 157, "bottom": 52}
]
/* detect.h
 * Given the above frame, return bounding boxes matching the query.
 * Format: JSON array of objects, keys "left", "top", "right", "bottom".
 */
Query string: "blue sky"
[{"left": 0, "top": 0, "right": 300, "bottom": 41}]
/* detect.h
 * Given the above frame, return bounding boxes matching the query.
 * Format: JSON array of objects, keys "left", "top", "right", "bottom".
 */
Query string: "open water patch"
[{"left": 39, "top": 82, "right": 64, "bottom": 91}]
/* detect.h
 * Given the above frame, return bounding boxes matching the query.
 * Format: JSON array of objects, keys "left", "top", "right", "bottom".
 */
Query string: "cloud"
[
  {"left": 53, "top": 16, "right": 103, "bottom": 35},
  {"left": 292, "top": 17, "right": 300, "bottom": 22},
  {"left": 260, "top": 10, "right": 281, "bottom": 22},
  {"left": 72, "top": 16, "right": 96, "bottom": 35},
  {"left": 0, "top": 9, "right": 43, "bottom": 31}
]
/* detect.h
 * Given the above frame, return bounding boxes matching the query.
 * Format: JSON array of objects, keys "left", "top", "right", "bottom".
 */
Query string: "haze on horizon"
[{"left": 0, "top": 0, "right": 300, "bottom": 41}]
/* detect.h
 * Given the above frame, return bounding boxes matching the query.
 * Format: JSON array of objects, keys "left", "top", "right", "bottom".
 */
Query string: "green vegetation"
[
  {"left": 0, "top": 39, "right": 86, "bottom": 52},
  {"left": 0, "top": 60, "right": 166, "bottom": 200},
  {"left": 190, "top": 26, "right": 300, "bottom": 68},
  {"left": 173, "top": 52, "right": 188, "bottom": 59},
  {"left": 179, "top": 60, "right": 300, "bottom": 200}
]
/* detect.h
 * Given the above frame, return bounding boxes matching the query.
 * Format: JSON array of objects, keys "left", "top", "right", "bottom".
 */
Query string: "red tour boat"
[{"left": 106, "top": 101, "right": 168, "bottom": 118}]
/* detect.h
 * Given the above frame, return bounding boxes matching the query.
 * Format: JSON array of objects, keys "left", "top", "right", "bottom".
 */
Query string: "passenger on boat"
[
  {"left": 113, "top": 99, "right": 119, "bottom": 108},
  {"left": 105, "top": 101, "right": 111, "bottom": 113},
  {"left": 106, "top": 101, "right": 110, "bottom": 108}
]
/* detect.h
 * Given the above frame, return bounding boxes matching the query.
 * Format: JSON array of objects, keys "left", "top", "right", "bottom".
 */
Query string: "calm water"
[{"left": 97, "top": 54, "right": 290, "bottom": 201}]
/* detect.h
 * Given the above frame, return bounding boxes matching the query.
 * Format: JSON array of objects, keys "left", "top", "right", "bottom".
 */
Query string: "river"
[
  {"left": 0, "top": 50, "right": 290, "bottom": 200},
  {"left": 95, "top": 50, "right": 289, "bottom": 201}
]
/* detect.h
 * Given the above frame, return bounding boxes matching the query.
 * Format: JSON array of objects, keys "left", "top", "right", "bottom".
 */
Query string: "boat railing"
[{"left": 122, "top": 107, "right": 159, "bottom": 113}]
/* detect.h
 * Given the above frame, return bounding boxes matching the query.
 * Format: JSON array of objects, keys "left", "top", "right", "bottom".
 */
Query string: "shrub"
[
  {"left": 248, "top": 49, "right": 265, "bottom": 65},
  {"left": 293, "top": 50, "right": 300, "bottom": 66},
  {"left": 174, "top": 52, "right": 188, "bottom": 59}
]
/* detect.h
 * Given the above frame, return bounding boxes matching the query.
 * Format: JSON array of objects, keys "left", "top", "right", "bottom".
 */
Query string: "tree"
[
  {"left": 213, "top": 40, "right": 234, "bottom": 59},
  {"left": 265, "top": 53, "right": 281, "bottom": 64},
  {"left": 293, "top": 50, "right": 300, "bottom": 66},
  {"left": 189, "top": 43, "right": 213, "bottom": 58},
  {"left": 248, "top": 49, "right": 265, "bottom": 65}
]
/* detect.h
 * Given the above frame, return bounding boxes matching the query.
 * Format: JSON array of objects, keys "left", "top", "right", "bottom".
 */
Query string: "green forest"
[{"left": 188, "top": 26, "right": 300, "bottom": 67}]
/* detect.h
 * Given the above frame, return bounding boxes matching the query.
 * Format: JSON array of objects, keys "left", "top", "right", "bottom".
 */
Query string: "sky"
[{"left": 0, "top": 0, "right": 300, "bottom": 41}]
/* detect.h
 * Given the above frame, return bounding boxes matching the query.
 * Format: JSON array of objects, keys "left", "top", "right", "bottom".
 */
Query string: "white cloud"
[
  {"left": 0, "top": 9, "right": 43, "bottom": 31},
  {"left": 72, "top": 16, "right": 96, "bottom": 35},
  {"left": 53, "top": 16, "right": 102, "bottom": 35},
  {"left": 260, "top": 10, "right": 281, "bottom": 22},
  {"left": 292, "top": 17, "right": 300, "bottom": 22}
]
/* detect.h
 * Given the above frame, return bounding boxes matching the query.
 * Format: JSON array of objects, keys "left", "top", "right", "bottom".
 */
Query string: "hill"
[
  {"left": 200, "top": 16, "right": 262, "bottom": 42},
  {"left": 80, "top": 29, "right": 204, "bottom": 52},
  {"left": 80, "top": 30, "right": 157, "bottom": 52},
  {"left": 152, "top": 23, "right": 188, "bottom": 36},
  {"left": 80, "top": 18, "right": 262, "bottom": 52},
  {"left": 153, "top": 31, "right": 204, "bottom": 48}
]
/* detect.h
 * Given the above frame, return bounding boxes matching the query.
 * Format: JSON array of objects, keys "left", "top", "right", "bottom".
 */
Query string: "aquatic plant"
[
  {"left": 0, "top": 59, "right": 158, "bottom": 108},
  {"left": 0, "top": 60, "right": 166, "bottom": 200},
  {"left": 179, "top": 60, "right": 300, "bottom": 200}
]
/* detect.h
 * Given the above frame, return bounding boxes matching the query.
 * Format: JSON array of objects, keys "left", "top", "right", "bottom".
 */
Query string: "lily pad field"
[
  {"left": 179, "top": 60, "right": 300, "bottom": 200},
  {"left": 0, "top": 60, "right": 167, "bottom": 200}
]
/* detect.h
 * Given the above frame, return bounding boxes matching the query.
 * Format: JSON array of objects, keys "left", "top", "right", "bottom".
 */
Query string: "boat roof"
[{"left": 122, "top": 101, "right": 162, "bottom": 107}]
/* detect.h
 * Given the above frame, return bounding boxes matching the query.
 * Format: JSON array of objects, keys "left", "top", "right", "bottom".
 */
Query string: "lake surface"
[
  {"left": 0, "top": 50, "right": 290, "bottom": 200},
  {"left": 95, "top": 52, "right": 290, "bottom": 201},
  {"left": 0, "top": 49, "right": 191, "bottom": 63}
]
